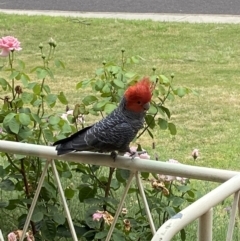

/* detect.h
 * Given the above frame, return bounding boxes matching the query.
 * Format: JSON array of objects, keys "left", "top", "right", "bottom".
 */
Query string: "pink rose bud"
[{"left": 192, "top": 149, "right": 199, "bottom": 160}]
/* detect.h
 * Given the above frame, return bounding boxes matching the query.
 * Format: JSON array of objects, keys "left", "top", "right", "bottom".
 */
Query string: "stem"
[
  {"left": 88, "top": 165, "right": 105, "bottom": 189},
  {"left": 20, "top": 158, "right": 37, "bottom": 234},
  {"left": 99, "top": 167, "right": 115, "bottom": 235},
  {"left": 5, "top": 153, "right": 21, "bottom": 172},
  {"left": 162, "top": 182, "right": 173, "bottom": 223}
]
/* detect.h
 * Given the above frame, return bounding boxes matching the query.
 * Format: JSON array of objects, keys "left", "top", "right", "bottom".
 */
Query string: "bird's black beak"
[{"left": 143, "top": 102, "right": 150, "bottom": 111}]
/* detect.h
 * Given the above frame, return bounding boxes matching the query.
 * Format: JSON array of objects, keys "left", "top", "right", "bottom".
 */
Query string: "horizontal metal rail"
[
  {"left": 151, "top": 174, "right": 240, "bottom": 241},
  {"left": 0, "top": 140, "right": 239, "bottom": 183}
]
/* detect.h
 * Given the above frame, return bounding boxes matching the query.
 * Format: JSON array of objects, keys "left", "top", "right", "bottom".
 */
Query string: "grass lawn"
[{"left": 0, "top": 13, "right": 240, "bottom": 240}]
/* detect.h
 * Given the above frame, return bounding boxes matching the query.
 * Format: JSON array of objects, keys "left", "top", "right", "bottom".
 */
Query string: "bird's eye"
[{"left": 137, "top": 101, "right": 141, "bottom": 105}]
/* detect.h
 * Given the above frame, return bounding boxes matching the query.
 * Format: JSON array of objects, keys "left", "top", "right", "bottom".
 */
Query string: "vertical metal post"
[
  {"left": 226, "top": 191, "right": 240, "bottom": 241},
  {"left": 135, "top": 172, "right": 156, "bottom": 234},
  {"left": 50, "top": 160, "right": 78, "bottom": 241},
  {"left": 105, "top": 172, "right": 135, "bottom": 241},
  {"left": 19, "top": 160, "right": 50, "bottom": 241},
  {"left": 198, "top": 209, "right": 213, "bottom": 241},
  {"left": 0, "top": 229, "right": 4, "bottom": 241}
]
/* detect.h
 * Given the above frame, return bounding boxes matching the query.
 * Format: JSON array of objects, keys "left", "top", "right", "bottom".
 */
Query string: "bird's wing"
[
  {"left": 85, "top": 121, "right": 135, "bottom": 152},
  {"left": 53, "top": 125, "right": 92, "bottom": 146}
]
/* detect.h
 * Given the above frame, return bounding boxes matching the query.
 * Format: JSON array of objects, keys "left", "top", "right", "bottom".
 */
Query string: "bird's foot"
[
  {"left": 110, "top": 151, "right": 117, "bottom": 162},
  {"left": 129, "top": 150, "right": 147, "bottom": 160}
]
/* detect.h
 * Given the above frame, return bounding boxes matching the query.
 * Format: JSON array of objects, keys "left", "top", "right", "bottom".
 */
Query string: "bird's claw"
[
  {"left": 110, "top": 151, "right": 117, "bottom": 162},
  {"left": 129, "top": 150, "right": 147, "bottom": 160}
]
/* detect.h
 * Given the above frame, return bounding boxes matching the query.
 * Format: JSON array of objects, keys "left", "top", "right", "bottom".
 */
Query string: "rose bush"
[{"left": 0, "top": 36, "right": 199, "bottom": 241}]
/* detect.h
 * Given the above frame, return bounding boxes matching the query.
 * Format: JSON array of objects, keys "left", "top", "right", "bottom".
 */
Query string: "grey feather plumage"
[{"left": 53, "top": 97, "right": 146, "bottom": 155}]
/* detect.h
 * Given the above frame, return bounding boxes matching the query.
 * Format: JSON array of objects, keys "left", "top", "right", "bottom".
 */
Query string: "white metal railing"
[
  {"left": 0, "top": 140, "right": 239, "bottom": 241},
  {"left": 152, "top": 175, "right": 240, "bottom": 241}
]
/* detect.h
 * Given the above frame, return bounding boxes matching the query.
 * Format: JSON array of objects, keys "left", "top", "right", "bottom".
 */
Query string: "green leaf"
[
  {"left": 53, "top": 212, "right": 65, "bottom": 225},
  {"left": 158, "top": 118, "right": 168, "bottom": 130},
  {"left": 176, "top": 87, "right": 187, "bottom": 98},
  {"left": 147, "top": 128, "right": 154, "bottom": 139},
  {"left": 102, "top": 84, "right": 111, "bottom": 93},
  {"left": 31, "top": 113, "right": 41, "bottom": 124},
  {"left": 31, "top": 210, "right": 44, "bottom": 222},
  {"left": 116, "top": 169, "right": 130, "bottom": 183},
  {"left": 148, "top": 104, "right": 158, "bottom": 115},
  {"left": 55, "top": 59, "right": 65, "bottom": 68},
  {"left": 0, "top": 78, "right": 10, "bottom": 90},
  {"left": 82, "top": 95, "right": 98, "bottom": 106},
  {"left": 65, "top": 187, "right": 75, "bottom": 199},
  {"left": 3, "top": 113, "right": 15, "bottom": 125},
  {"left": 41, "top": 219, "right": 57, "bottom": 240},
  {"left": 76, "top": 79, "right": 91, "bottom": 89},
  {"left": 78, "top": 184, "right": 97, "bottom": 202},
  {"left": 110, "top": 179, "right": 120, "bottom": 190},
  {"left": 9, "top": 117, "right": 20, "bottom": 134},
  {"left": 104, "top": 103, "right": 117, "bottom": 114},
  {"left": 0, "top": 166, "right": 5, "bottom": 178},
  {"left": 159, "top": 75, "right": 170, "bottom": 85},
  {"left": 18, "top": 113, "right": 31, "bottom": 126},
  {"left": 21, "top": 92, "right": 34, "bottom": 103},
  {"left": 172, "top": 197, "right": 185, "bottom": 207},
  {"left": 168, "top": 122, "right": 177, "bottom": 135},
  {"left": 17, "top": 59, "right": 25, "bottom": 70},
  {"left": 145, "top": 115, "right": 155, "bottom": 129},
  {"left": 43, "top": 129, "right": 54, "bottom": 142},
  {"left": 36, "top": 68, "right": 48, "bottom": 79},
  {"left": 0, "top": 200, "right": 9, "bottom": 208},
  {"left": 9, "top": 70, "right": 20, "bottom": 79},
  {"left": 160, "top": 106, "right": 171, "bottom": 118},
  {"left": 43, "top": 84, "right": 51, "bottom": 94},
  {"left": 45, "top": 94, "right": 57, "bottom": 108},
  {"left": 46, "top": 68, "right": 54, "bottom": 79},
  {"left": 57, "top": 91, "right": 68, "bottom": 105},
  {"left": 93, "top": 99, "right": 109, "bottom": 111},
  {"left": 180, "top": 229, "right": 186, "bottom": 241},
  {"left": 49, "top": 116, "right": 60, "bottom": 125},
  {"left": 33, "top": 83, "right": 41, "bottom": 95},
  {"left": 18, "top": 128, "right": 32, "bottom": 140},
  {"left": 141, "top": 172, "right": 150, "bottom": 179},
  {"left": 21, "top": 73, "right": 30, "bottom": 86},
  {"left": 0, "top": 179, "right": 15, "bottom": 191},
  {"left": 94, "top": 79, "right": 104, "bottom": 91},
  {"left": 113, "top": 78, "right": 125, "bottom": 88},
  {"left": 95, "top": 231, "right": 108, "bottom": 239}
]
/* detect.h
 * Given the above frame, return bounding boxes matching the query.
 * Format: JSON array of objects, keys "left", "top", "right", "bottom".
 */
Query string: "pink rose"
[{"left": 0, "top": 36, "right": 22, "bottom": 57}]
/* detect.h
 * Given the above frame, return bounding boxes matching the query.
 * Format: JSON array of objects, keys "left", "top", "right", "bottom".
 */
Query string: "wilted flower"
[
  {"left": 0, "top": 36, "right": 22, "bottom": 57},
  {"left": 123, "top": 219, "right": 131, "bottom": 231},
  {"left": 8, "top": 232, "right": 17, "bottom": 241},
  {"left": 192, "top": 149, "right": 199, "bottom": 160},
  {"left": 121, "top": 207, "right": 128, "bottom": 215},
  {"left": 15, "top": 85, "right": 22, "bottom": 95},
  {"left": 92, "top": 211, "right": 103, "bottom": 221},
  {"left": 92, "top": 210, "right": 114, "bottom": 225},
  {"left": 8, "top": 230, "right": 34, "bottom": 241},
  {"left": 26, "top": 230, "right": 35, "bottom": 241},
  {"left": 103, "top": 211, "right": 114, "bottom": 225},
  {"left": 151, "top": 179, "right": 169, "bottom": 195}
]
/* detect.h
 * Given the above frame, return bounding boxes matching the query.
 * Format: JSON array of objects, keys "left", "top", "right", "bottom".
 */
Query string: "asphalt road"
[{"left": 1, "top": 0, "right": 240, "bottom": 15}]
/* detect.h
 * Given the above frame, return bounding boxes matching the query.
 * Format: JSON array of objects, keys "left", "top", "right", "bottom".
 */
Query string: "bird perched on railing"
[{"left": 53, "top": 77, "right": 152, "bottom": 160}]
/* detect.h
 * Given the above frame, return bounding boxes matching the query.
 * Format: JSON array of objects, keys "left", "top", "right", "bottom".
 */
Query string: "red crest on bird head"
[{"left": 124, "top": 77, "right": 152, "bottom": 112}]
